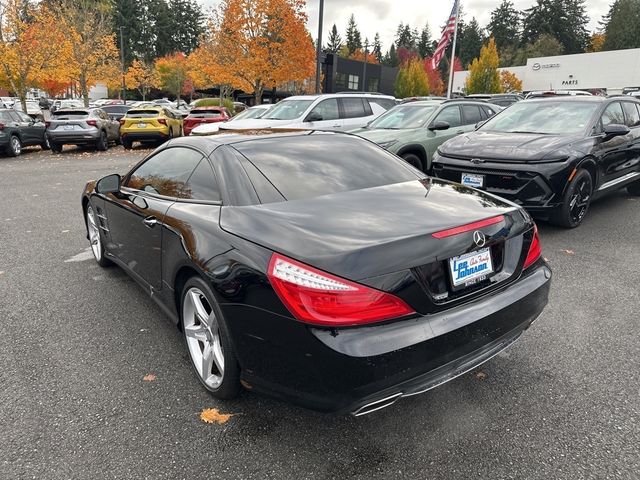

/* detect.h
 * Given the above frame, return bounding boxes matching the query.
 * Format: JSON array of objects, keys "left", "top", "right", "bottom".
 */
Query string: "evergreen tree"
[
  {"left": 521, "top": 0, "right": 589, "bottom": 54},
  {"left": 113, "top": 0, "right": 143, "bottom": 66},
  {"left": 151, "top": 0, "right": 174, "bottom": 58},
  {"left": 417, "top": 23, "right": 433, "bottom": 58},
  {"left": 383, "top": 44, "right": 399, "bottom": 67},
  {"left": 395, "top": 23, "right": 414, "bottom": 49},
  {"left": 465, "top": 38, "right": 502, "bottom": 94},
  {"left": 487, "top": 1, "right": 521, "bottom": 52},
  {"left": 458, "top": 18, "right": 484, "bottom": 68},
  {"left": 602, "top": 0, "right": 640, "bottom": 51},
  {"left": 326, "top": 24, "right": 342, "bottom": 54},
  {"left": 511, "top": 33, "right": 564, "bottom": 66},
  {"left": 372, "top": 32, "right": 383, "bottom": 63},
  {"left": 345, "top": 14, "right": 362, "bottom": 55},
  {"left": 167, "top": 0, "right": 204, "bottom": 55}
]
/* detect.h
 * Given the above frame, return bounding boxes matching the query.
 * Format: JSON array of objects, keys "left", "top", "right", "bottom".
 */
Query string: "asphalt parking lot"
[{"left": 1, "top": 145, "right": 639, "bottom": 480}]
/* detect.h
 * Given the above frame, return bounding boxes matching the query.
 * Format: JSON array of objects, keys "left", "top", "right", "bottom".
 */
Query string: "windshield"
[
  {"left": 233, "top": 106, "right": 271, "bottom": 121},
  {"left": 262, "top": 100, "right": 313, "bottom": 120},
  {"left": 368, "top": 105, "right": 438, "bottom": 129},
  {"left": 479, "top": 101, "right": 599, "bottom": 135}
]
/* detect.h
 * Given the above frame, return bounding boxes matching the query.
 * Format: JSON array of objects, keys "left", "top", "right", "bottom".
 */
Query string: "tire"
[
  {"left": 85, "top": 203, "right": 112, "bottom": 267},
  {"left": 628, "top": 179, "right": 640, "bottom": 196},
  {"left": 50, "top": 142, "right": 63, "bottom": 153},
  {"left": 114, "top": 135, "right": 122, "bottom": 146},
  {"left": 401, "top": 153, "right": 424, "bottom": 171},
  {"left": 41, "top": 136, "right": 51, "bottom": 151},
  {"left": 96, "top": 131, "right": 108, "bottom": 151},
  {"left": 168, "top": 127, "right": 174, "bottom": 140},
  {"left": 551, "top": 169, "right": 593, "bottom": 228},
  {"left": 6, "top": 135, "right": 21, "bottom": 157},
  {"left": 122, "top": 138, "right": 133, "bottom": 150},
  {"left": 181, "top": 276, "right": 241, "bottom": 400}
]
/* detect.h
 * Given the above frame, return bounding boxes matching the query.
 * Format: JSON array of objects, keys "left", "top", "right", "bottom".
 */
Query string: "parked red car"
[{"left": 183, "top": 107, "right": 232, "bottom": 135}]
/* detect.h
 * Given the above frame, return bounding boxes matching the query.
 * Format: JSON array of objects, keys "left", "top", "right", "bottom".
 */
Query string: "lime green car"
[{"left": 351, "top": 100, "right": 500, "bottom": 172}]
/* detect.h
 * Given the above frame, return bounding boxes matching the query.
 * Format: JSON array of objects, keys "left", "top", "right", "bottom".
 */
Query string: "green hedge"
[{"left": 194, "top": 97, "right": 235, "bottom": 112}]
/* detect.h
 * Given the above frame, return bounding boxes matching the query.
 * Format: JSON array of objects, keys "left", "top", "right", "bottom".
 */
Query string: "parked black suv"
[
  {"left": 432, "top": 97, "right": 640, "bottom": 227},
  {"left": 0, "top": 109, "right": 49, "bottom": 157}
]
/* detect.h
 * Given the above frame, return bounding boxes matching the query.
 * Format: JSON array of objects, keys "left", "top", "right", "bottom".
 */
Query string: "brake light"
[
  {"left": 0, "top": 122, "right": 4, "bottom": 130},
  {"left": 86, "top": 120, "right": 97, "bottom": 127},
  {"left": 268, "top": 253, "right": 415, "bottom": 326},
  {"left": 119, "top": 119, "right": 125, "bottom": 126},
  {"left": 158, "top": 118, "right": 167, "bottom": 125},
  {"left": 523, "top": 224, "right": 542, "bottom": 269},
  {"left": 432, "top": 215, "right": 505, "bottom": 239},
  {"left": 45, "top": 121, "right": 50, "bottom": 128}
]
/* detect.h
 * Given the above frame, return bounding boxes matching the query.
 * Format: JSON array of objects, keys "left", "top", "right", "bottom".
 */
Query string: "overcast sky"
[{"left": 198, "top": 0, "right": 610, "bottom": 52}]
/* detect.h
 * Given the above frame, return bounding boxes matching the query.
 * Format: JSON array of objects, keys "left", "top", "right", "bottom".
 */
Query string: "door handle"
[
  {"left": 143, "top": 216, "right": 157, "bottom": 228},
  {"left": 455, "top": 130, "right": 464, "bottom": 134}
]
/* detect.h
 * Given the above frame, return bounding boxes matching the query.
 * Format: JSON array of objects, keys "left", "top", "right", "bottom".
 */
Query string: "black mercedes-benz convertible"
[{"left": 81, "top": 131, "right": 551, "bottom": 415}]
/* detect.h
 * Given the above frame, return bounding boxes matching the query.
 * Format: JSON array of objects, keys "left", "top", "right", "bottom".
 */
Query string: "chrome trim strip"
[
  {"left": 352, "top": 393, "right": 403, "bottom": 417},
  {"left": 598, "top": 172, "right": 640, "bottom": 191}
]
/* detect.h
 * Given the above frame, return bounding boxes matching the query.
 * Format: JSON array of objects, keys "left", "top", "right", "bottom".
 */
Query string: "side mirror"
[
  {"left": 305, "top": 112, "right": 323, "bottom": 122},
  {"left": 602, "top": 123, "right": 630, "bottom": 141},
  {"left": 428, "top": 120, "right": 451, "bottom": 131},
  {"left": 96, "top": 173, "right": 121, "bottom": 194}
]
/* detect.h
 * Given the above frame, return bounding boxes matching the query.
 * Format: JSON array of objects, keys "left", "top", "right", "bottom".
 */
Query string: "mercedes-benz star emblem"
[{"left": 473, "top": 230, "right": 486, "bottom": 248}]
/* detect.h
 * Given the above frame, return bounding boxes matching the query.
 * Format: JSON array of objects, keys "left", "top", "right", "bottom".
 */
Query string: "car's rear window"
[
  {"left": 232, "top": 133, "right": 420, "bottom": 202},
  {"left": 52, "top": 110, "right": 89, "bottom": 119},
  {"left": 127, "top": 109, "right": 161, "bottom": 118},
  {"left": 190, "top": 110, "right": 222, "bottom": 118}
]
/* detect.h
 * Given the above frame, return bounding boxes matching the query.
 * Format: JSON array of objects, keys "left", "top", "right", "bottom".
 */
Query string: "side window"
[
  {"left": 307, "top": 98, "right": 339, "bottom": 121},
  {"left": 434, "top": 106, "right": 462, "bottom": 127},
  {"left": 461, "top": 105, "right": 483, "bottom": 125},
  {"left": 16, "top": 111, "right": 32, "bottom": 122},
  {"left": 622, "top": 102, "right": 640, "bottom": 127},
  {"left": 8, "top": 111, "right": 23, "bottom": 122},
  {"left": 601, "top": 102, "right": 625, "bottom": 128},
  {"left": 181, "top": 159, "right": 222, "bottom": 202},
  {"left": 340, "top": 98, "right": 368, "bottom": 119},
  {"left": 481, "top": 106, "right": 496, "bottom": 119},
  {"left": 125, "top": 147, "right": 203, "bottom": 197}
]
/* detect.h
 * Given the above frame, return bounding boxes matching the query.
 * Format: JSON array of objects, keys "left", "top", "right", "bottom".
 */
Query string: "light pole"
[
  {"left": 362, "top": 40, "right": 369, "bottom": 91},
  {"left": 119, "top": 26, "right": 126, "bottom": 105},
  {"left": 315, "top": 0, "right": 324, "bottom": 93}
]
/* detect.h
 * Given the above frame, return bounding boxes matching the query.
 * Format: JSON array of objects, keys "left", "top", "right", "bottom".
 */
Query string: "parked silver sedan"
[{"left": 47, "top": 108, "right": 120, "bottom": 152}]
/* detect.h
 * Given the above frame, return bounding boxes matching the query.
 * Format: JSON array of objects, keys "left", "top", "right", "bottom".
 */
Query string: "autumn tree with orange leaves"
[
  {"left": 210, "top": 0, "right": 315, "bottom": 104},
  {"left": 125, "top": 59, "right": 160, "bottom": 101},
  {"left": 52, "top": 0, "right": 120, "bottom": 106},
  {"left": 0, "top": 0, "right": 64, "bottom": 111},
  {"left": 155, "top": 53, "right": 192, "bottom": 107}
]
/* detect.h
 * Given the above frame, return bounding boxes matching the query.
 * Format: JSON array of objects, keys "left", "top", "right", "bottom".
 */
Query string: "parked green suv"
[{"left": 351, "top": 100, "right": 500, "bottom": 172}]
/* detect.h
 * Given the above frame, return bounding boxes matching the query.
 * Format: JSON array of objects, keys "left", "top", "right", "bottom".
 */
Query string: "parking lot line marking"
[{"left": 64, "top": 248, "right": 94, "bottom": 263}]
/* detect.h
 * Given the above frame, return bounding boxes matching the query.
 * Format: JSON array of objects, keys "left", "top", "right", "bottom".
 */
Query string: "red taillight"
[
  {"left": 267, "top": 253, "right": 415, "bottom": 327},
  {"left": 523, "top": 224, "right": 542, "bottom": 269},
  {"left": 119, "top": 119, "right": 125, "bottom": 126},
  {"left": 0, "top": 122, "right": 4, "bottom": 130},
  {"left": 86, "top": 120, "right": 97, "bottom": 127},
  {"left": 158, "top": 118, "right": 167, "bottom": 125},
  {"left": 45, "top": 121, "right": 50, "bottom": 128},
  {"left": 432, "top": 215, "right": 505, "bottom": 239}
]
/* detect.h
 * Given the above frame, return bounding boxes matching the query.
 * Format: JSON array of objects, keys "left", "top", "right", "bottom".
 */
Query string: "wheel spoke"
[
  {"left": 211, "top": 336, "right": 225, "bottom": 374},
  {"left": 201, "top": 344, "right": 214, "bottom": 379},
  {"left": 190, "top": 291, "right": 210, "bottom": 326},
  {"left": 184, "top": 323, "right": 208, "bottom": 342}
]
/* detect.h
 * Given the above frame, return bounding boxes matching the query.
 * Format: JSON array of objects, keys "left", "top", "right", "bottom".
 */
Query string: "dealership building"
[{"left": 452, "top": 47, "right": 640, "bottom": 95}]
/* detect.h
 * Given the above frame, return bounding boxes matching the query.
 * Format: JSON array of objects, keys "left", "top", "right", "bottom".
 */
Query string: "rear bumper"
[
  {"left": 48, "top": 130, "right": 100, "bottom": 144},
  {"left": 225, "top": 262, "right": 551, "bottom": 415},
  {"left": 121, "top": 131, "right": 168, "bottom": 142}
]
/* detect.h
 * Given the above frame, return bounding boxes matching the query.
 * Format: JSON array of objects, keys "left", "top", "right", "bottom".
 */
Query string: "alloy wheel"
[
  {"left": 183, "top": 288, "right": 225, "bottom": 389},
  {"left": 11, "top": 136, "right": 21, "bottom": 156},
  {"left": 86, "top": 205, "right": 102, "bottom": 261},
  {"left": 569, "top": 175, "right": 592, "bottom": 224}
]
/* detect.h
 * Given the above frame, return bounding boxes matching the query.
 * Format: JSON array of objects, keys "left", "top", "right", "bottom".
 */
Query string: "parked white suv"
[{"left": 219, "top": 93, "right": 396, "bottom": 132}]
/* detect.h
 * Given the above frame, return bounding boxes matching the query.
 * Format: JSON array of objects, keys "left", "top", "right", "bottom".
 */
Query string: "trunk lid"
[{"left": 220, "top": 178, "right": 527, "bottom": 281}]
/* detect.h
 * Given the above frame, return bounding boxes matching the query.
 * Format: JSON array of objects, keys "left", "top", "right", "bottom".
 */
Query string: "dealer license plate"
[
  {"left": 449, "top": 248, "right": 493, "bottom": 287},
  {"left": 64, "top": 125, "right": 74, "bottom": 130},
  {"left": 137, "top": 122, "right": 147, "bottom": 128},
  {"left": 461, "top": 173, "right": 484, "bottom": 188}
]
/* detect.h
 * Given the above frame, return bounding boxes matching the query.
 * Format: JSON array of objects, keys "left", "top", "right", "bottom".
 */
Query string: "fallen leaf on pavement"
[
  {"left": 475, "top": 371, "right": 487, "bottom": 380},
  {"left": 200, "top": 408, "right": 235, "bottom": 424},
  {"left": 143, "top": 374, "right": 156, "bottom": 382},
  {"left": 561, "top": 249, "right": 575, "bottom": 255},
  {"left": 544, "top": 257, "right": 550, "bottom": 262}
]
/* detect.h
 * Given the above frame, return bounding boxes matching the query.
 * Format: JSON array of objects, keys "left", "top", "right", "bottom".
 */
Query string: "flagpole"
[{"left": 447, "top": 0, "right": 461, "bottom": 99}]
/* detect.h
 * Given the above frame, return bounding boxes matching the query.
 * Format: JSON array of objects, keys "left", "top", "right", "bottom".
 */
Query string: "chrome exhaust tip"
[{"left": 351, "top": 392, "right": 403, "bottom": 417}]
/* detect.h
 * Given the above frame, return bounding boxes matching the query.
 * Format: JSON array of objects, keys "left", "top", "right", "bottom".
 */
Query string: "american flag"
[{"left": 431, "top": 0, "right": 459, "bottom": 70}]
